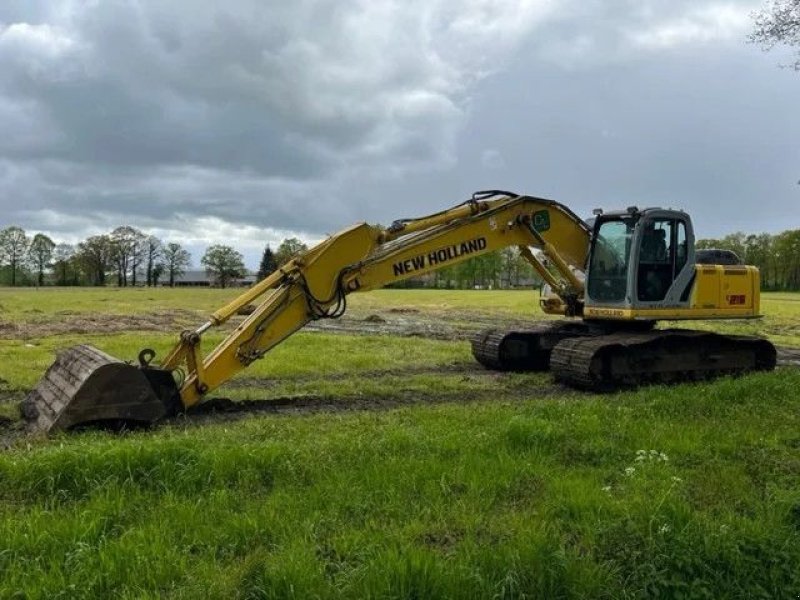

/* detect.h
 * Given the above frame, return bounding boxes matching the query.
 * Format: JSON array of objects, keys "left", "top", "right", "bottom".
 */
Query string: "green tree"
[
  {"left": 77, "top": 235, "right": 113, "bottom": 286},
  {"left": 110, "top": 226, "right": 146, "bottom": 286},
  {"left": 744, "top": 233, "right": 775, "bottom": 288},
  {"left": 275, "top": 238, "right": 309, "bottom": 266},
  {"left": 750, "top": 0, "right": 800, "bottom": 70},
  {"left": 161, "top": 243, "right": 191, "bottom": 287},
  {"left": 0, "top": 226, "right": 30, "bottom": 286},
  {"left": 500, "top": 247, "right": 537, "bottom": 288},
  {"left": 143, "top": 236, "right": 162, "bottom": 287},
  {"left": 53, "top": 243, "right": 76, "bottom": 286},
  {"left": 201, "top": 244, "right": 246, "bottom": 289},
  {"left": 28, "top": 233, "right": 56, "bottom": 286},
  {"left": 151, "top": 263, "right": 165, "bottom": 286},
  {"left": 775, "top": 229, "right": 800, "bottom": 289},
  {"left": 257, "top": 245, "right": 278, "bottom": 280}
]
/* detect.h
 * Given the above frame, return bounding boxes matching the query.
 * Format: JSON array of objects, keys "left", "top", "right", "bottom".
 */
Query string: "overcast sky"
[{"left": 1, "top": 0, "right": 797, "bottom": 267}]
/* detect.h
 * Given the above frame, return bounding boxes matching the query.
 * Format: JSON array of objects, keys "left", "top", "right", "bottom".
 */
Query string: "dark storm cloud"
[{"left": 0, "top": 0, "right": 797, "bottom": 265}]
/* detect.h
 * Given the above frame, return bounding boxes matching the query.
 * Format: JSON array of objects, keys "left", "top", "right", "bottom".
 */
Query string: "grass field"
[{"left": 1, "top": 288, "right": 800, "bottom": 598}]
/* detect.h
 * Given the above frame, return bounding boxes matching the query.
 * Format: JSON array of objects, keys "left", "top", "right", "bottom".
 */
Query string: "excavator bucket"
[{"left": 21, "top": 345, "right": 181, "bottom": 433}]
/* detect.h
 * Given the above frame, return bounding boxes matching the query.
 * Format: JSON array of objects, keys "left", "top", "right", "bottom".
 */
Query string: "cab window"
[
  {"left": 587, "top": 218, "right": 635, "bottom": 303},
  {"left": 637, "top": 218, "right": 688, "bottom": 302}
]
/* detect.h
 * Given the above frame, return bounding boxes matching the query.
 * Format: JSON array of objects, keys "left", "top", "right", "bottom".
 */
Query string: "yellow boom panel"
[{"left": 164, "top": 193, "right": 592, "bottom": 407}]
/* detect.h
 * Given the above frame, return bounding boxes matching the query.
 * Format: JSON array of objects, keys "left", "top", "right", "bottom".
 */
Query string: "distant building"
[
  {"left": 169, "top": 270, "right": 257, "bottom": 287},
  {"left": 171, "top": 270, "right": 211, "bottom": 287}
]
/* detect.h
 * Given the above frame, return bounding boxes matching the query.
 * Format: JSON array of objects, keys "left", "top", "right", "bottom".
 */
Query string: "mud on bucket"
[{"left": 21, "top": 345, "right": 181, "bottom": 433}]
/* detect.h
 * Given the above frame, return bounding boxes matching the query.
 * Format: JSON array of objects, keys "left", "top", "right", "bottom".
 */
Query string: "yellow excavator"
[{"left": 23, "top": 191, "right": 776, "bottom": 432}]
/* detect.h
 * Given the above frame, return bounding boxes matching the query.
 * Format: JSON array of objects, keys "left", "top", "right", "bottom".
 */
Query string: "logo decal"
[
  {"left": 533, "top": 210, "right": 550, "bottom": 232},
  {"left": 392, "top": 237, "right": 488, "bottom": 277}
]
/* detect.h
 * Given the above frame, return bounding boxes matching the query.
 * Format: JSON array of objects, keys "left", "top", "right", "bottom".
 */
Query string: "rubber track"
[
  {"left": 550, "top": 329, "right": 777, "bottom": 390},
  {"left": 471, "top": 322, "right": 591, "bottom": 371}
]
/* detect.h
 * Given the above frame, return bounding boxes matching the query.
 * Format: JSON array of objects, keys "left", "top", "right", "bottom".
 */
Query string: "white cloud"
[
  {"left": 0, "top": 0, "right": 554, "bottom": 248},
  {"left": 0, "top": 0, "right": 795, "bottom": 252},
  {"left": 0, "top": 21, "right": 76, "bottom": 56},
  {"left": 628, "top": 3, "right": 753, "bottom": 50}
]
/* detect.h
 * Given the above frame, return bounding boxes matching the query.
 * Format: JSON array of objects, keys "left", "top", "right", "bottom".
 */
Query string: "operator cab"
[{"left": 586, "top": 207, "right": 695, "bottom": 308}]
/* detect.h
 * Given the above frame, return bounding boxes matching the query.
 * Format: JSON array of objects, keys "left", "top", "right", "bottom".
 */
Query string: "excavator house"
[{"left": 24, "top": 191, "right": 776, "bottom": 433}]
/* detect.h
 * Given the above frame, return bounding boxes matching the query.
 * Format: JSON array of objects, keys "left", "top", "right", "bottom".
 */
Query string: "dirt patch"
[
  {"left": 177, "top": 383, "right": 570, "bottom": 428},
  {"left": 363, "top": 314, "right": 387, "bottom": 323},
  {"left": 0, "top": 411, "right": 27, "bottom": 450},
  {"left": 237, "top": 304, "right": 257, "bottom": 316},
  {"left": 0, "top": 309, "right": 202, "bottom": 339},
  {"left": 778, "top": 346, "right": 800, "bottom": 367},
  {"left": 305, "top": 312, "right": 535, "bottom": 341}
]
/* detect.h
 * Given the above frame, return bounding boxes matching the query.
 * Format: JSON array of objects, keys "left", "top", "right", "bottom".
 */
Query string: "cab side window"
[
  {"left": 638, "top": 218, "right": 691, "bottom": 302},
  {"left": 638, "top": 219, "right": 674, "bottom": 302},
  {"left": 675, "top": 221, "right": 688, "bottom": 274}
]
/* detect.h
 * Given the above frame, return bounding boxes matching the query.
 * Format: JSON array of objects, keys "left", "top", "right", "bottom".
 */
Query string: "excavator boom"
[{"left": 24, "top": 192, "right": 591, "bottom": 432}]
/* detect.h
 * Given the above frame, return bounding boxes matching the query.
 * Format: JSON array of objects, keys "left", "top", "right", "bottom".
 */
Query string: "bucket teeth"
[{"left": 22, "top": 344, "right": 180, "bottom": 433}]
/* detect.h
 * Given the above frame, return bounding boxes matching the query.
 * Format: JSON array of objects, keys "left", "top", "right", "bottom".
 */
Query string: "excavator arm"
[
  {"left": 163, "top": 191, "right": 591, "bottom": 407},
  {"left": 24, "top": 191, "right": 591, "bottom": 431}
]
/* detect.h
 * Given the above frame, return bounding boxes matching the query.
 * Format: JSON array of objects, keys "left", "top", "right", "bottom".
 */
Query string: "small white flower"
[
  {"left": 624, "top": 467, "right": 636, "bottom": 477},
  {"left": 671, "top": 476, "right": 683, "bottom": 484},
  {"left": 658, "top": 523, "right": 671, "bottom": 534},
  {"left": 602, "top": 485, "right": 612, "bottom": 493},
  {"left": 635, "top": 449, "right": 669, "bottom": 463}
]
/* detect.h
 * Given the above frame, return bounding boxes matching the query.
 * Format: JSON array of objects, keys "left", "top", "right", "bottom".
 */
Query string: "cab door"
[{"left": 634, "top": 213, "right": 694, "bottom": 307}]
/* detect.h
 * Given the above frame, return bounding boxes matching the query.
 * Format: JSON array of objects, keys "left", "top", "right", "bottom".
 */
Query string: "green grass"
[
  {"left": 2, "top": 373, "right": 799, "bottom": 598},
  {"left": 0, "top": 286, "right": 233, "bottom": 319},
  {"left": 0, "top": 332, "right": 468, "bottom": 391},
  {"left": 1, "top": 288, "right": 800, "bottom": 598}
]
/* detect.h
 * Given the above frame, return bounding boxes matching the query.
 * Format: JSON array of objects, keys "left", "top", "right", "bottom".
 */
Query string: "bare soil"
[
  {"left": 0, "top": 309, "right": 201, "bottom": 339},
  {"left": 777, "top": 346, "right": 800, "bottom": 366},
  {"left": 179, "top": 381, "right": 570, "bottom": 429},
  {"left": 305, "top": 310, "right": 535, "bottom": 341}
]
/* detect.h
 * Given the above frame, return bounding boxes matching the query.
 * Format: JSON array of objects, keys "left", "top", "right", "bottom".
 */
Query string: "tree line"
[
  {"left": 5, "top": 222, "right": 797, "bottom": 291},
  {"left": 0, "top": 225, "right": 194, "bottom": 287},
  {"left": 392, "top": 248, "right": 544, "bottom": 290},
  {"left": 254, "top": 238, "right": 539, "bottom": 290},
  {"left": 696, "top": 229, "right": 800, "bottom": 291},
  {"left": 0, "top": 223, "right": 538, "bottom": 291},
  {"left": 0, "top": 224, "right": 313, "bottom": 289}
]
